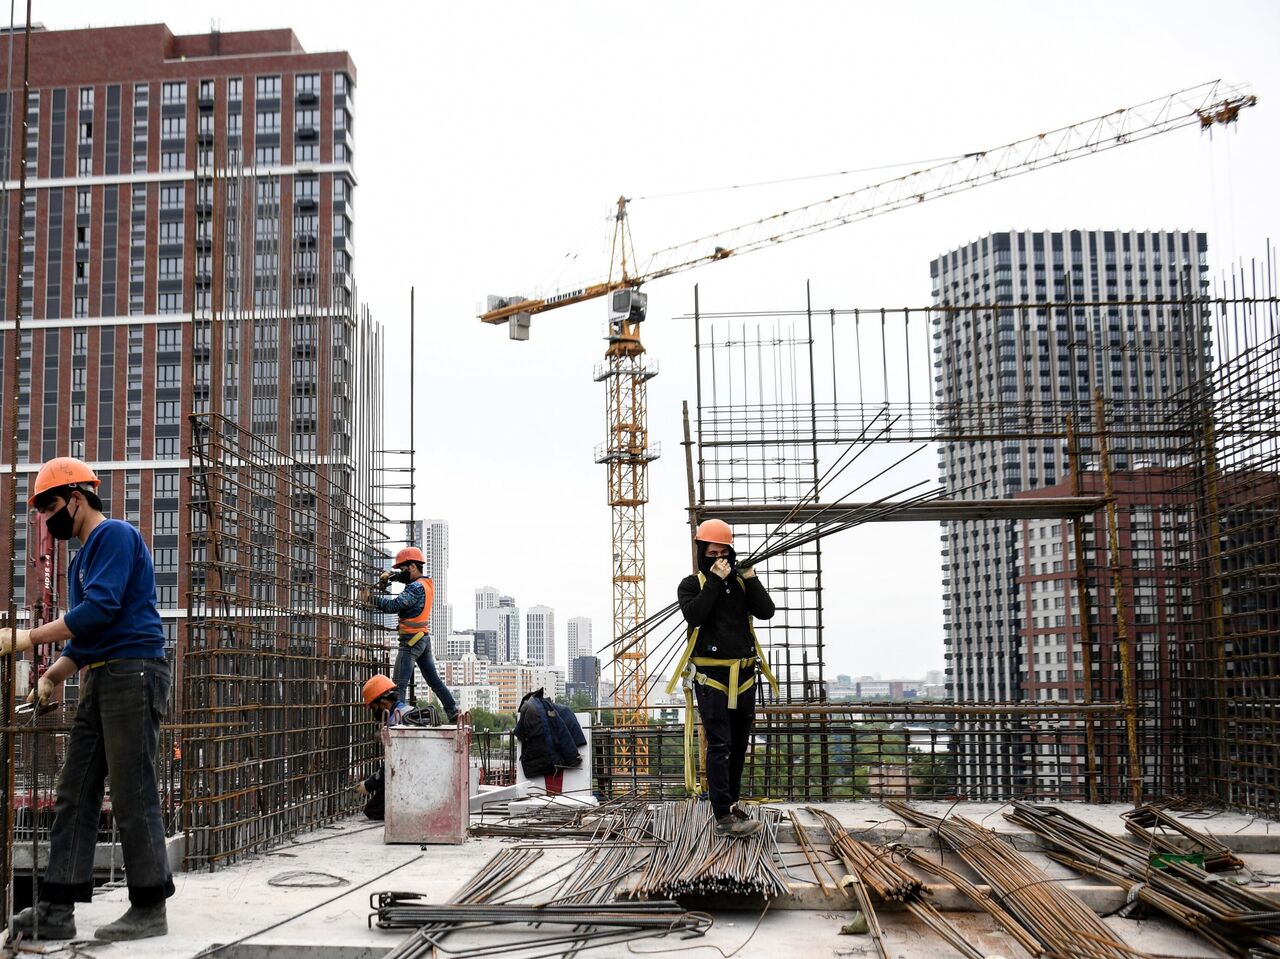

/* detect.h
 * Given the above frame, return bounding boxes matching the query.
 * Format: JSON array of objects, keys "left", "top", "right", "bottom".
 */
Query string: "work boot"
[
  {"left": 9, "top": 901, "right": 76, "bottom": 940},
  {"left": 715, "top": 814, "right": 763, "bottom": 839},
  {"left": 94, "top": 903, "right": 167, "bottom": 941}
]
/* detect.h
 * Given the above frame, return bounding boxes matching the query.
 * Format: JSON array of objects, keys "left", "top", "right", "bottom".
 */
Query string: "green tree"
[
  {"left": 469, "top": 708, "right": 516, "bottom": 732},
  {"left": 567, "top": 691, "right": 594, "bottom": 713}
]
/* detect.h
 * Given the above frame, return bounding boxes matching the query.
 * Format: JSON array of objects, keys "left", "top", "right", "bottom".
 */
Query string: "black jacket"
[
  {"left": 515, "top": 689, "right": 586, "bottom": 778},
  {"left": 677, "top": 558, "right": 775, "bottom": 662}
]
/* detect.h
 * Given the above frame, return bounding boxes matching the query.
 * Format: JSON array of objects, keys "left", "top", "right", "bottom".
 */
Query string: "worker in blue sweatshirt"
[{"left": 1, "top": 458, "right": 172, "bottom": 943}]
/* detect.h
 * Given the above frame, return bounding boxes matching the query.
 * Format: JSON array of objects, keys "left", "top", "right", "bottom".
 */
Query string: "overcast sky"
[{"left": 48, "top": 1, "right": 1280, "bottom": 678}]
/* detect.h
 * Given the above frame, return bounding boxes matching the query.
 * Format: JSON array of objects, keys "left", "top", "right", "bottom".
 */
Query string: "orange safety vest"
[{"left": 397, "top": 575, "right": 435, "bottom": 646}]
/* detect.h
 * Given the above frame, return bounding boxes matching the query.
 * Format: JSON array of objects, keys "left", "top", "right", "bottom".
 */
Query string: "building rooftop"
[{"left": 16, "top": 801, "right": 1275, "bottom": 958}]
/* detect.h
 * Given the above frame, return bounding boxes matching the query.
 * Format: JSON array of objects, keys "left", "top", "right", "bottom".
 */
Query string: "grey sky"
[{"left": 47, "top": 1, "right": 1280, "bottom": 677}]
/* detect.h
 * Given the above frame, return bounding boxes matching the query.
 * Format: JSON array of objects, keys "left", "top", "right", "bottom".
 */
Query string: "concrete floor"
[{"left": 5, "top": 802, "right": 1277, "bottom": 959}]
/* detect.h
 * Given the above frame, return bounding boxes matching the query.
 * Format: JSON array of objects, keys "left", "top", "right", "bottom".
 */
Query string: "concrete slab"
[{"left": 2, "top": 803, "right": 1270, "bottom": 958}]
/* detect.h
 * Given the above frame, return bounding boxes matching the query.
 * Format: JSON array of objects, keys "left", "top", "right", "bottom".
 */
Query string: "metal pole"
[
  {"left": 1094, "top": 390, "right": 1142, "bottom": 805},
  {"left": 1066, "top": 415, "right": 1100, "bottom": 803},
  {"left": 3, "top": 0, "right": 34, "bottom": 923},
  {"left": 408, "top": 286, "right": 415, "bottom": 547},
  {"left": 681, "top": 401, "right": 697, "bottom": 571}
]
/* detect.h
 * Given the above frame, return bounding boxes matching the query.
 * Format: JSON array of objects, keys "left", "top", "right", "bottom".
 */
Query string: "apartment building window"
[
  {"left": 255, "top": 145, "right": 280, "bottom": 166},
  {"left": 333, "top": 107, "right": 350, "bottom": 132},
  {"left": 255, "top": 75, "right": 281, "bottom": 99},
  {"left": 296, "top": 73, "right": 319, "bottom": 95},
  {"left": 227, "top": 113, "right": 242, "bottom": 137},
  {"left": 161, "top": 115, "right": 186, "bottom": 138},
  {"left": 334, "top": 72, "right": 351, "bottom": 97},
  {"left": 161, "top": 149, "right": 184, "bottom": 171},
  {"left": 155, "top": 510, "right": 178, "bottom": 534},
  {"left": 198, "top": 79, "right": 215, "bottom": 101},
  {"left": 295, "top": 108, "right": 317, "bottom": 130},
  {"left": 159, "top": 221, "right": 183, "bottom": 244},
  {"left": 256, "top": 109, "right": 280, "bottom": 134},
  {"left": 158, "top": 293, "right": 182, "bottom": 314},
  {"left": 228, "top": 78, "right": 242, "bottom": 101},
  {"left": 156, "top": 436, "right": 180, "bottom": 459},
  {"left": 78, "top": 86, "right": 94, "bottom": 110},
  {"left": 161, "top": 81, "right": 186, "bottom": 104},
  {"left": 160, "top": 184, "right": 184, "bottom": 209},
  {"left": 154, "top": 548, "right": 177, "bottom": 573},
  {"left": 158, "top": 326, "right": 182, "bottom": 351},
  {"left": 74, "top": 296, "right": 88, "bottom": 318},
  {"left": 156, "top": 400, "right": 180, "bottom": 425},
  {"left": 159, "top": 257, "right": 182, "bottom": 280}
]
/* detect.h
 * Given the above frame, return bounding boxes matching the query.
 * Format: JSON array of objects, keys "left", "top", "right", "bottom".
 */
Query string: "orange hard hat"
[
  {"left": 694, "top": 519, "right": 733, "bottom": 546},
  {"left": 362, "top": 674, "right": 396, "bottom": 707},
  {"left": 29, "top": 457, "right": 100, "bottom": 507},
  {"left": 394, "top": 546, "right": 425, "bottom": 568}
]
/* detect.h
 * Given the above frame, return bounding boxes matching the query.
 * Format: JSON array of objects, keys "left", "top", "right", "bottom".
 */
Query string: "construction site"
[{"left": 1, "top": 7, "right": 1280, "bottom": 959}]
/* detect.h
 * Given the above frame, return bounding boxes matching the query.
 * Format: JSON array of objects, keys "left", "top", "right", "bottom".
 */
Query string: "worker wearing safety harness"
[
  {"left": 671, "top": 519, "right": 777, "bottom": 839},
  {"left": 361, "top": 547, "right": 458, "bottom": 723}
]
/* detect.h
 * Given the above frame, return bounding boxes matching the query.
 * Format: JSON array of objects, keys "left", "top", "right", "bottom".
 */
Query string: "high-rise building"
[
  {"left": 526, "top": 605, "right": 554, "bottom": 667},
  {"left": 477, "top": 604, "right": 519, "bottom": 662},
  {"left": 566, "top": 616, "right": 591, "bottom": 663},
  {"left": 0, "top": 25, "right": 373, "bottom": 690},
  {"left": 569, "top": 654, "right": 601, "bottom": 706},
  {"left": 932, "top": 229, "right": 1209, "bottom": 703},
  {"left": 932, "top": 229, "right": 1209, "bottom": 792},
  {"left": 475, "top": 585, "right": 500, "bottom": 617},
  {"left": 418, "top": 519, "right": 449, "bottom": 642}
]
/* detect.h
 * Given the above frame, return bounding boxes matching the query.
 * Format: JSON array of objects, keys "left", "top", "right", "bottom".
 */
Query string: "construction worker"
[
  {"left": 0, "top": 457, "right": 172, "bottom": 942},
  {"left": 354, "top": 673, "right": 410, "bottom": 820},
  {"left": 672, "top": 519, "right": 777, "bottom": 839},
  {"left": 359, "top": 546, "right": 458, "bottom": 723}
]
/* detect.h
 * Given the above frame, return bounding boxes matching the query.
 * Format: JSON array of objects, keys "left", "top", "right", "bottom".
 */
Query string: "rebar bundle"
[
  {"left": 805, "top": 807, "right": 985, "bottom": 959},
  {"left": 1005, "top": 801, "right": 1280, "bottom": 958},
  {"left": 1121, "top": 802, "right": 1244, "bottom": 872},
  {"left": 629, "top": 799, "right": 790, "bottom": 899},
  {"left": 886, "top": 800, "right": 1138, "bottom": 959}
]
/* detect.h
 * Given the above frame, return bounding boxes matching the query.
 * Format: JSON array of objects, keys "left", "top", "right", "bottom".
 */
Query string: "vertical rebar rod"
[
  {"left": 3, "top": 0, "right": 33, "bottom": 922},
  {"left": 1066, "top": 415, "right": 1100, "bottom": 803},
  {"left": 1094, "top": 389, "right": 1141, "bottom": 805}
]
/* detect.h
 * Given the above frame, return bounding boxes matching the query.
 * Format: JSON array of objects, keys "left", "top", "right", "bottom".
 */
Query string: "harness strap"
[{"left": 667, "top": 572, "right": 780, "bottom": 796}]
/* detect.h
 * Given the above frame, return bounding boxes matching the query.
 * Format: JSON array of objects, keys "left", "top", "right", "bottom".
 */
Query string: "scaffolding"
[{"left": 593, "top": 276, "right": 1280, "bottom": 815}]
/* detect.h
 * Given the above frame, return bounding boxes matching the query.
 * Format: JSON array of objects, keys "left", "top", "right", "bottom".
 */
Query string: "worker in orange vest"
[{"left": 359, "top": 547, "right": 458, "bottom": 723}]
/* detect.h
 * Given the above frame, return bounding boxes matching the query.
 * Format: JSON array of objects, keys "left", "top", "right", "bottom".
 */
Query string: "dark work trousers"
[
  {"left": 394, "top": 635, "right": 457, "bottom": 717},
  {"left": 41, "top": 658, "right": 175, "bottom": 908},
  {"left": 694, "top": 678, "right": 756, "bottom": 818}
]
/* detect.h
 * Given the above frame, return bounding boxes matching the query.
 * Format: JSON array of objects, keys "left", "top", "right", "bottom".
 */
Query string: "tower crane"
[{"left": 479, "top": 80, "right": 1255, "bottom": 755}]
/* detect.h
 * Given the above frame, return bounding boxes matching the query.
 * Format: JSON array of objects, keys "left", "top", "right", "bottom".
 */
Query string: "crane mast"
[{"left": 478, "top": 79, "right": 1256, "bottom": 754}]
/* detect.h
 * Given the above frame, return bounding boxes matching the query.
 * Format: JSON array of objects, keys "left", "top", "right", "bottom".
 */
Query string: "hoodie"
[{"left": 676, "top": 541, "right": 775, "bottom": 663}]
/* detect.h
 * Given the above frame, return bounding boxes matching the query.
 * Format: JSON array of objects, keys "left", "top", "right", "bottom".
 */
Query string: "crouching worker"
[
  {"left": 354, "top": 674, "right": 410, "bottom": 820},
  {"left": 671, "top": 519, "right": 777, "bottom": 839},
  {"left": 0, "top": 457, "right": 172, "bottom": 942}
]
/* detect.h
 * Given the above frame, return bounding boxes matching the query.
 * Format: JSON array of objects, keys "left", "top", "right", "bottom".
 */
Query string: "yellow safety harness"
[{"left": 666, "top": 572, "right": 779, "bottom": 795}]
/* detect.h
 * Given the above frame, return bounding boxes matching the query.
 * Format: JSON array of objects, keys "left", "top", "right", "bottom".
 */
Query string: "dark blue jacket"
[
  {"left": 516, "top": 689, "right": 586, "bottom": 777},
  {"left": 63, "top": 519, "right": 166, "bottom": 668}
]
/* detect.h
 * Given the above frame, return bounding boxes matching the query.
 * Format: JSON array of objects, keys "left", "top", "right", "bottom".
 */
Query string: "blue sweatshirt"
[
  {"left": 63, "top": 518, "right": 166, "bottom": 667},
  {"left": 372, "top": 580, "right": 426, "bottom": 619}
]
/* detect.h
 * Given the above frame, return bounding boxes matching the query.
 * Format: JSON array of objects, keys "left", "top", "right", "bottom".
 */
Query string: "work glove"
[
  {"left": 354, "top": 781, "right": 368, "bottom": 796},
  {"left": 741, "top": 566, "right": 756, "bottom": 580},
  {"left": 26, "top": 676, "right": 55, "bottom": 707},
  {"left": 0, "top": 627, "right": 32, "bottom": 656}
]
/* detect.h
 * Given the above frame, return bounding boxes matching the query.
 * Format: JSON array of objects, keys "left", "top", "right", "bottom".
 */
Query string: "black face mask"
[
  {"left": 391, "top": 567, "right": 413, "bottom": 584},
  {"left": 697, "top": 544, "right": 737, "bottom": 576},
  {"left": 45, "top": 498, "right": 79, "bottom": 541}
]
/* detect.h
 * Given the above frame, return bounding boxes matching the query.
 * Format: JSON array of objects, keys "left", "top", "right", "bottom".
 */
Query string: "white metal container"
[{"left": 383, "top": 724, "right": 470, "bottom": 844}]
